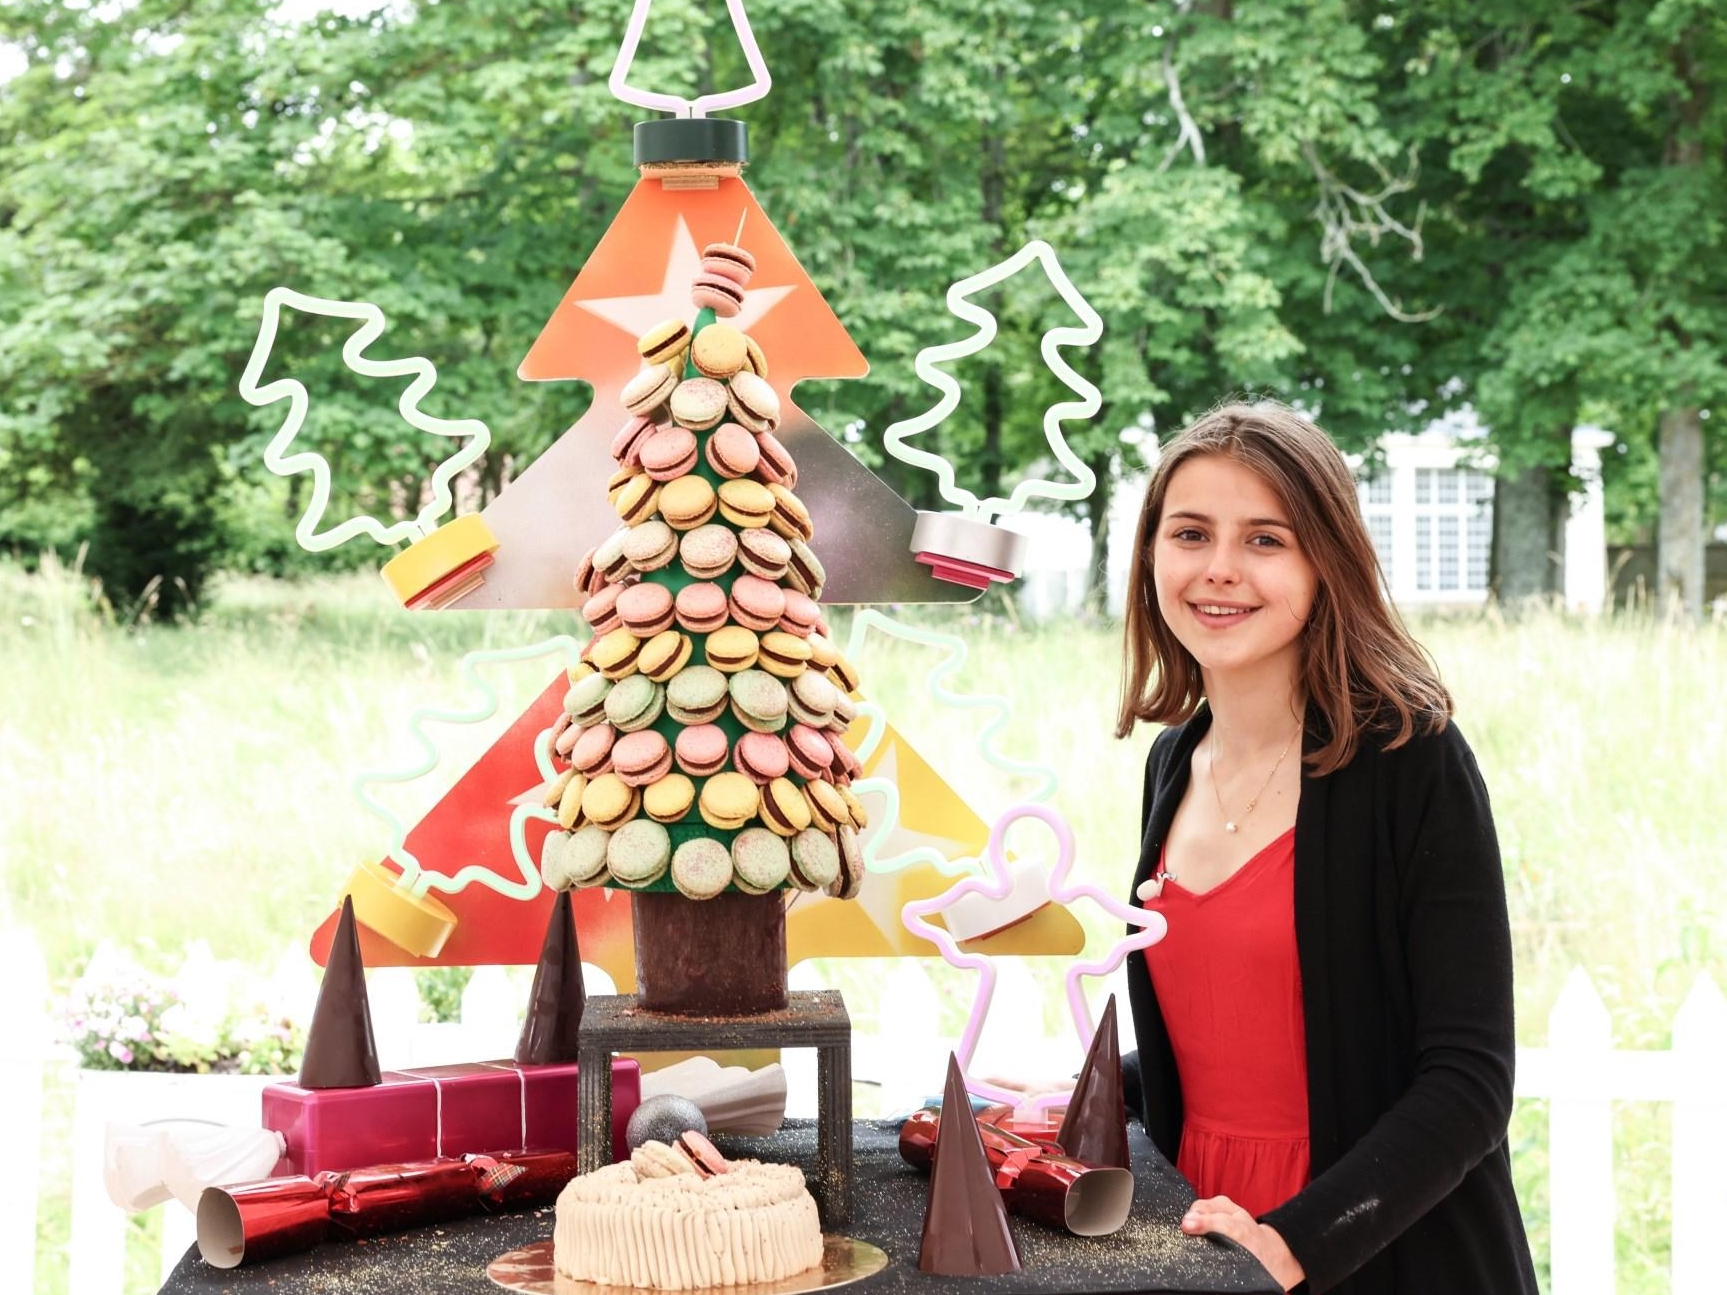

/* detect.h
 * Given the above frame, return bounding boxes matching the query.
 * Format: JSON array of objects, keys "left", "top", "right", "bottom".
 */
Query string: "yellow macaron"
[
  {"left": 590, "top": 628, "right": 643, "bottom": 680},
  {"left": 760, "top": 777, "right": 813, "bottom": 837},
  {"left": 639, "top": 630, "right": 694, "bottom": 682},
  {"left": 704, "top": 625, "right": 760, "bottom": 673},
  {"left": 691, "top": 322, "right": 748, "bottom": 380},
  {"left": 699, "top": 772, "right": 759, "bottom": 831},
  {"left": 803, "top": 779, "right": 847, "bottom": 833},
  {"left": 836, "top": 784, "right": 868, "bottom": 829},
  {"left": 717, "top": 479, "right": 775, "bottom": 529},
  {"left": 555, "top": 771, "right": 590, "bottom": 828},
  {"left": 828, "top": 651, "right": 861, "bottom": 694},
  {"left": 642, "top": 773, "right": 696, "bottom": 824},
  {"left": 638, "top": 319, "right": 691, "bottom": 367},
  {"left": 757, "top": 630, "right": 812, "bottom": 679},
  {"left": 582, "top": 773, "right": 640, "bottom": 832},
  {"left": 659, "top": 475, "right": 718, "bottom": 530},
  {"left": 613, "top": 474, "right": 662, "bottom": 526}
]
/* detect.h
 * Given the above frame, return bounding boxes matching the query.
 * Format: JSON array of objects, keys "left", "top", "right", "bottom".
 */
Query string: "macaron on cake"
[{"left": 559, "top": 240, "right": 882, "bottom": 902}]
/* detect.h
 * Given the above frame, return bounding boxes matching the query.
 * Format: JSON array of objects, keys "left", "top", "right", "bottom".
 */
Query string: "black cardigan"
[{"left": 1124, "top": 702, "right": 1538, "bottom": 1295}]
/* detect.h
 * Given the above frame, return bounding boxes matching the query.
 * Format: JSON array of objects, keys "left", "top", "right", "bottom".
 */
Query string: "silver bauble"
[{"left": 625, "top": 1094, "right": 708, "bottom": 1150}]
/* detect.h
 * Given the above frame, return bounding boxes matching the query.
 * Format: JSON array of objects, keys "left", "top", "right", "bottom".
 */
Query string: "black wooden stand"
[{"left": 577, "top": 990, "right": 854, "bottom": 1225}]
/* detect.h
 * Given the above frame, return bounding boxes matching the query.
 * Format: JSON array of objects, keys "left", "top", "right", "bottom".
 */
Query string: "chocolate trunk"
[{"left": 631, "top": 890, "right": 787, "bottom": 1015}]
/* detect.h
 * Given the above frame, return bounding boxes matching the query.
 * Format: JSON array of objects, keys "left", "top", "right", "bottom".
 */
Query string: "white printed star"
[{"left": 575, "top": 217, "right": 794, "bottom": 340}]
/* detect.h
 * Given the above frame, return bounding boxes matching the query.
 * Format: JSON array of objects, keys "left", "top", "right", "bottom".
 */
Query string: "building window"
[
  {"left": 1438, "top": 516, "right": 1460, "bottom": 590},
  {"left": 1367, "top": 512, "right": 1394, "bottom": 585},
  {"left": 1409, "top": 467, "right": 1492, "bottom": 595},
  {"left": 1467, "top": 511, "right": 1491, "bottom": 589}
]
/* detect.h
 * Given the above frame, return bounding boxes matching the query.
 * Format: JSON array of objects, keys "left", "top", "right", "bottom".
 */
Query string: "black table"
[{"left": 159, "top": 1120, "right": 1280, "bottom": 1294}]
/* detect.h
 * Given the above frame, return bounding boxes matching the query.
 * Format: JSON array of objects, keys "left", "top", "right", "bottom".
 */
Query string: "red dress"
[{"left": 1141, "top": 826, "right": 1310, "bottom": 1218}]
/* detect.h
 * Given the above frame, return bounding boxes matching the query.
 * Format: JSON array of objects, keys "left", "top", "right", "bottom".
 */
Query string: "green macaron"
[
  {"left": 541, "top": 825, "right": 612, "bottom": 890},
  {"left": 671, "top": 838, "right": 733, "bottom": 900},
  {"left": 604, "top": 673, "right": 665, "bottom": 733},
  {"left": 728, "top": 668, "right": 788, "bottom": 734},
  {"left": 731, "top": 827, "right": 790, "bottom": 894},
  {"left": 667, "top": 665, "right": 729, "bottom": 725},
  {"left": 565, "top": 673, "right": 612, "bottom": 727},
  {"left": 606, "top": 819, "right": 672, "bottom": 888}
]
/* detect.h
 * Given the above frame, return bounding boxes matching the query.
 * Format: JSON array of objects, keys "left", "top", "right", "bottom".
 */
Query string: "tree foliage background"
[{"left": 1, "top": 0, "right": 1723, "bottom": 616}]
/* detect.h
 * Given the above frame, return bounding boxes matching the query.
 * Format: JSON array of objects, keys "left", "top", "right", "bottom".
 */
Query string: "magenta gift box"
[{"left": 262, "top": 1058, "right": 639, "bottom": 1177}]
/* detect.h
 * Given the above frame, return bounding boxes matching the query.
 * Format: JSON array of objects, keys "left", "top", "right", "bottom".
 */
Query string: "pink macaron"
[
  {"left": 639, "top": 426, "right": 699, "bottom": 481},
  {"left": 571, "top": 724, "right": 617, "bottom": 777},
  {"left": 786, "top": 725, "right": 832, "bottom": 782},
  {"left": 705, "top": 423, "right": 761, "bottom": 479},
  {"left": 691, "top": 273, "right": 744, "bottom": 317},
  {"left": 617, "top": 583, "right": 675, "bottom": 637},
  {"left": 674, "top": 582, "right": 729, "bottom": 634},
  {"left": 679, "top": 524, "right": 738, "bottom": 580},
  {"left": 611, "top": 415, "right": 658, "bottom": 467},
  {"left": 552, "top": 713, "right": 578, "bottom": 756},
  {"left": 737, "top": 528, "right": 791, "bottom": 581},
  {"left": 753, "top": 432, "right": 798, "bottom": 488},
  {"left": 581, "top": 584, "right": 625, "bottom": 636},
  {"left": 701, "top": 242, "right": 756, "bottom": 284},
  {"left": 675, "top": 724, "right": 730, "bottom": 777},
  {"left": 573, "top": 548, "right": 599, "bottom": 598},
  {"left": 778, "top": 590, "right": 820, "bottom": 638},
  {"left": 613, "top": 730, "right": 673, "bottom": 787},
  {"left": 728, "top": 575, "right": 787, "bottom": 633},
  {"left": 733, "top": 732, "right": 790, "bottom": 786}
]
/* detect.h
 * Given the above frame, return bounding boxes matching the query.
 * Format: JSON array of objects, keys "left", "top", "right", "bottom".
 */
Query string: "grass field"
[{"left": 5, "top": 555, "right": 1724, "bottom": 1293}]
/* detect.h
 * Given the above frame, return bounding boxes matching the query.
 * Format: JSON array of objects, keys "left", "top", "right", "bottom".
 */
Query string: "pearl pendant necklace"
[{"left": 1208, "top": 724, "right": 1299, "bottom": 835}]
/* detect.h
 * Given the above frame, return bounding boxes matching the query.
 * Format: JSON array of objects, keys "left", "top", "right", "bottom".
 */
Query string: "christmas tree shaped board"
[
  {"left": 444, "top": 176, "right": 974, "bottom": 610},
  {"left": 309, "top": 166, "right": 1081, "bottom": 971}
]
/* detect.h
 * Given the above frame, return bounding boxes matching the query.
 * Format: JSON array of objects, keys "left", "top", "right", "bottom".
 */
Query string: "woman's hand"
[
  {"left": 974, "top": 1075, "right": 1074, "bottom": 1102},
  {"left": 1181, "top": 1196, "right": 1305, "bottom": 1291}
]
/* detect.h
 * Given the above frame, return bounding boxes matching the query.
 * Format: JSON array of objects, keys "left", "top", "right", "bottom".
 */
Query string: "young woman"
[{"left": 1117, "top": 403, "right": 1538, "bottom": 1293}]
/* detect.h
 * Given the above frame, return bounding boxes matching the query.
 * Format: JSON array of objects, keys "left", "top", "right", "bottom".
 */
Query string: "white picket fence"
[{"left": 6, "top": 937, "right": 1726, "bottom": 1294}]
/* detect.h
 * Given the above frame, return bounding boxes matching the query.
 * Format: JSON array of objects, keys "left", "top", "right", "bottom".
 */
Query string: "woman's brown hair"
[{"left": 1115, "top": 400, "right": 1453, "bottom": 775}]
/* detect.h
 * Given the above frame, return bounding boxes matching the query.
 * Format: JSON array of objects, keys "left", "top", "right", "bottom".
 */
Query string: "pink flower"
[{"left": 108, "top": 1041, "right": 134, "bottom": 1064}]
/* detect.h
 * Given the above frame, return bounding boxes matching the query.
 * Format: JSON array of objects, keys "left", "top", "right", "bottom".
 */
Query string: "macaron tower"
[{"left": 540, "top": 242, "right": 868, "bottom": 907}]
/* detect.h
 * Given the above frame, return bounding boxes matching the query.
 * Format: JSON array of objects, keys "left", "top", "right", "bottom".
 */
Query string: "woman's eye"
[
  {"left": 1171, "top": 528, "right": 1205, "bottom": 542},
  {"left": 1251, "top": 534, "right": 1285, "bottom": 548}
]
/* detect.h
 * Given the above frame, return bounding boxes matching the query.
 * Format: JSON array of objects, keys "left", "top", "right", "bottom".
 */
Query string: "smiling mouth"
[{"left": 1189, "top": 603, "right": 1260, "bottom": 620}]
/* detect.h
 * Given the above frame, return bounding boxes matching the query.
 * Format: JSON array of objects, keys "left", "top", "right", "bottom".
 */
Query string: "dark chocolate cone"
[
  {"left": 918, "top": 1055, "right": 1020, "bottom": 1275},
  {"left": 298, "top": 896, "right": 382, "bottom": 1089},
  {"left": 515, "top": 889, "right": 586, "bottom": 1064},
  {"left": 1056, "top": 994, "right": 1129, "bottom": 1168}
]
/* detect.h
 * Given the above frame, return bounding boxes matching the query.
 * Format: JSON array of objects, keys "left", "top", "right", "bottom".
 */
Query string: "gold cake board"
[{"left": 489, "top": 1235, "right": 889, "bottom": 1295}]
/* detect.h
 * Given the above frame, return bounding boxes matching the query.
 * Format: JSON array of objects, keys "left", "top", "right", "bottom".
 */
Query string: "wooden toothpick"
[{"left": 734, "top": 211, "right": 747, "bottom": 247}]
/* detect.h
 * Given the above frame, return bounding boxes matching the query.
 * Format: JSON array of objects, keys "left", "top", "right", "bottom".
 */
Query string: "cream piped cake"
[{"left": 553, "top": 1135, "right": 824, "bottom": 1289}]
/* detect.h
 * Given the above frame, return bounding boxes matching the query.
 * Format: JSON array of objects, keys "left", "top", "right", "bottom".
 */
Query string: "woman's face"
[{"left": 1151, "top": 454, "right": 1318, "bottom": 686}]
